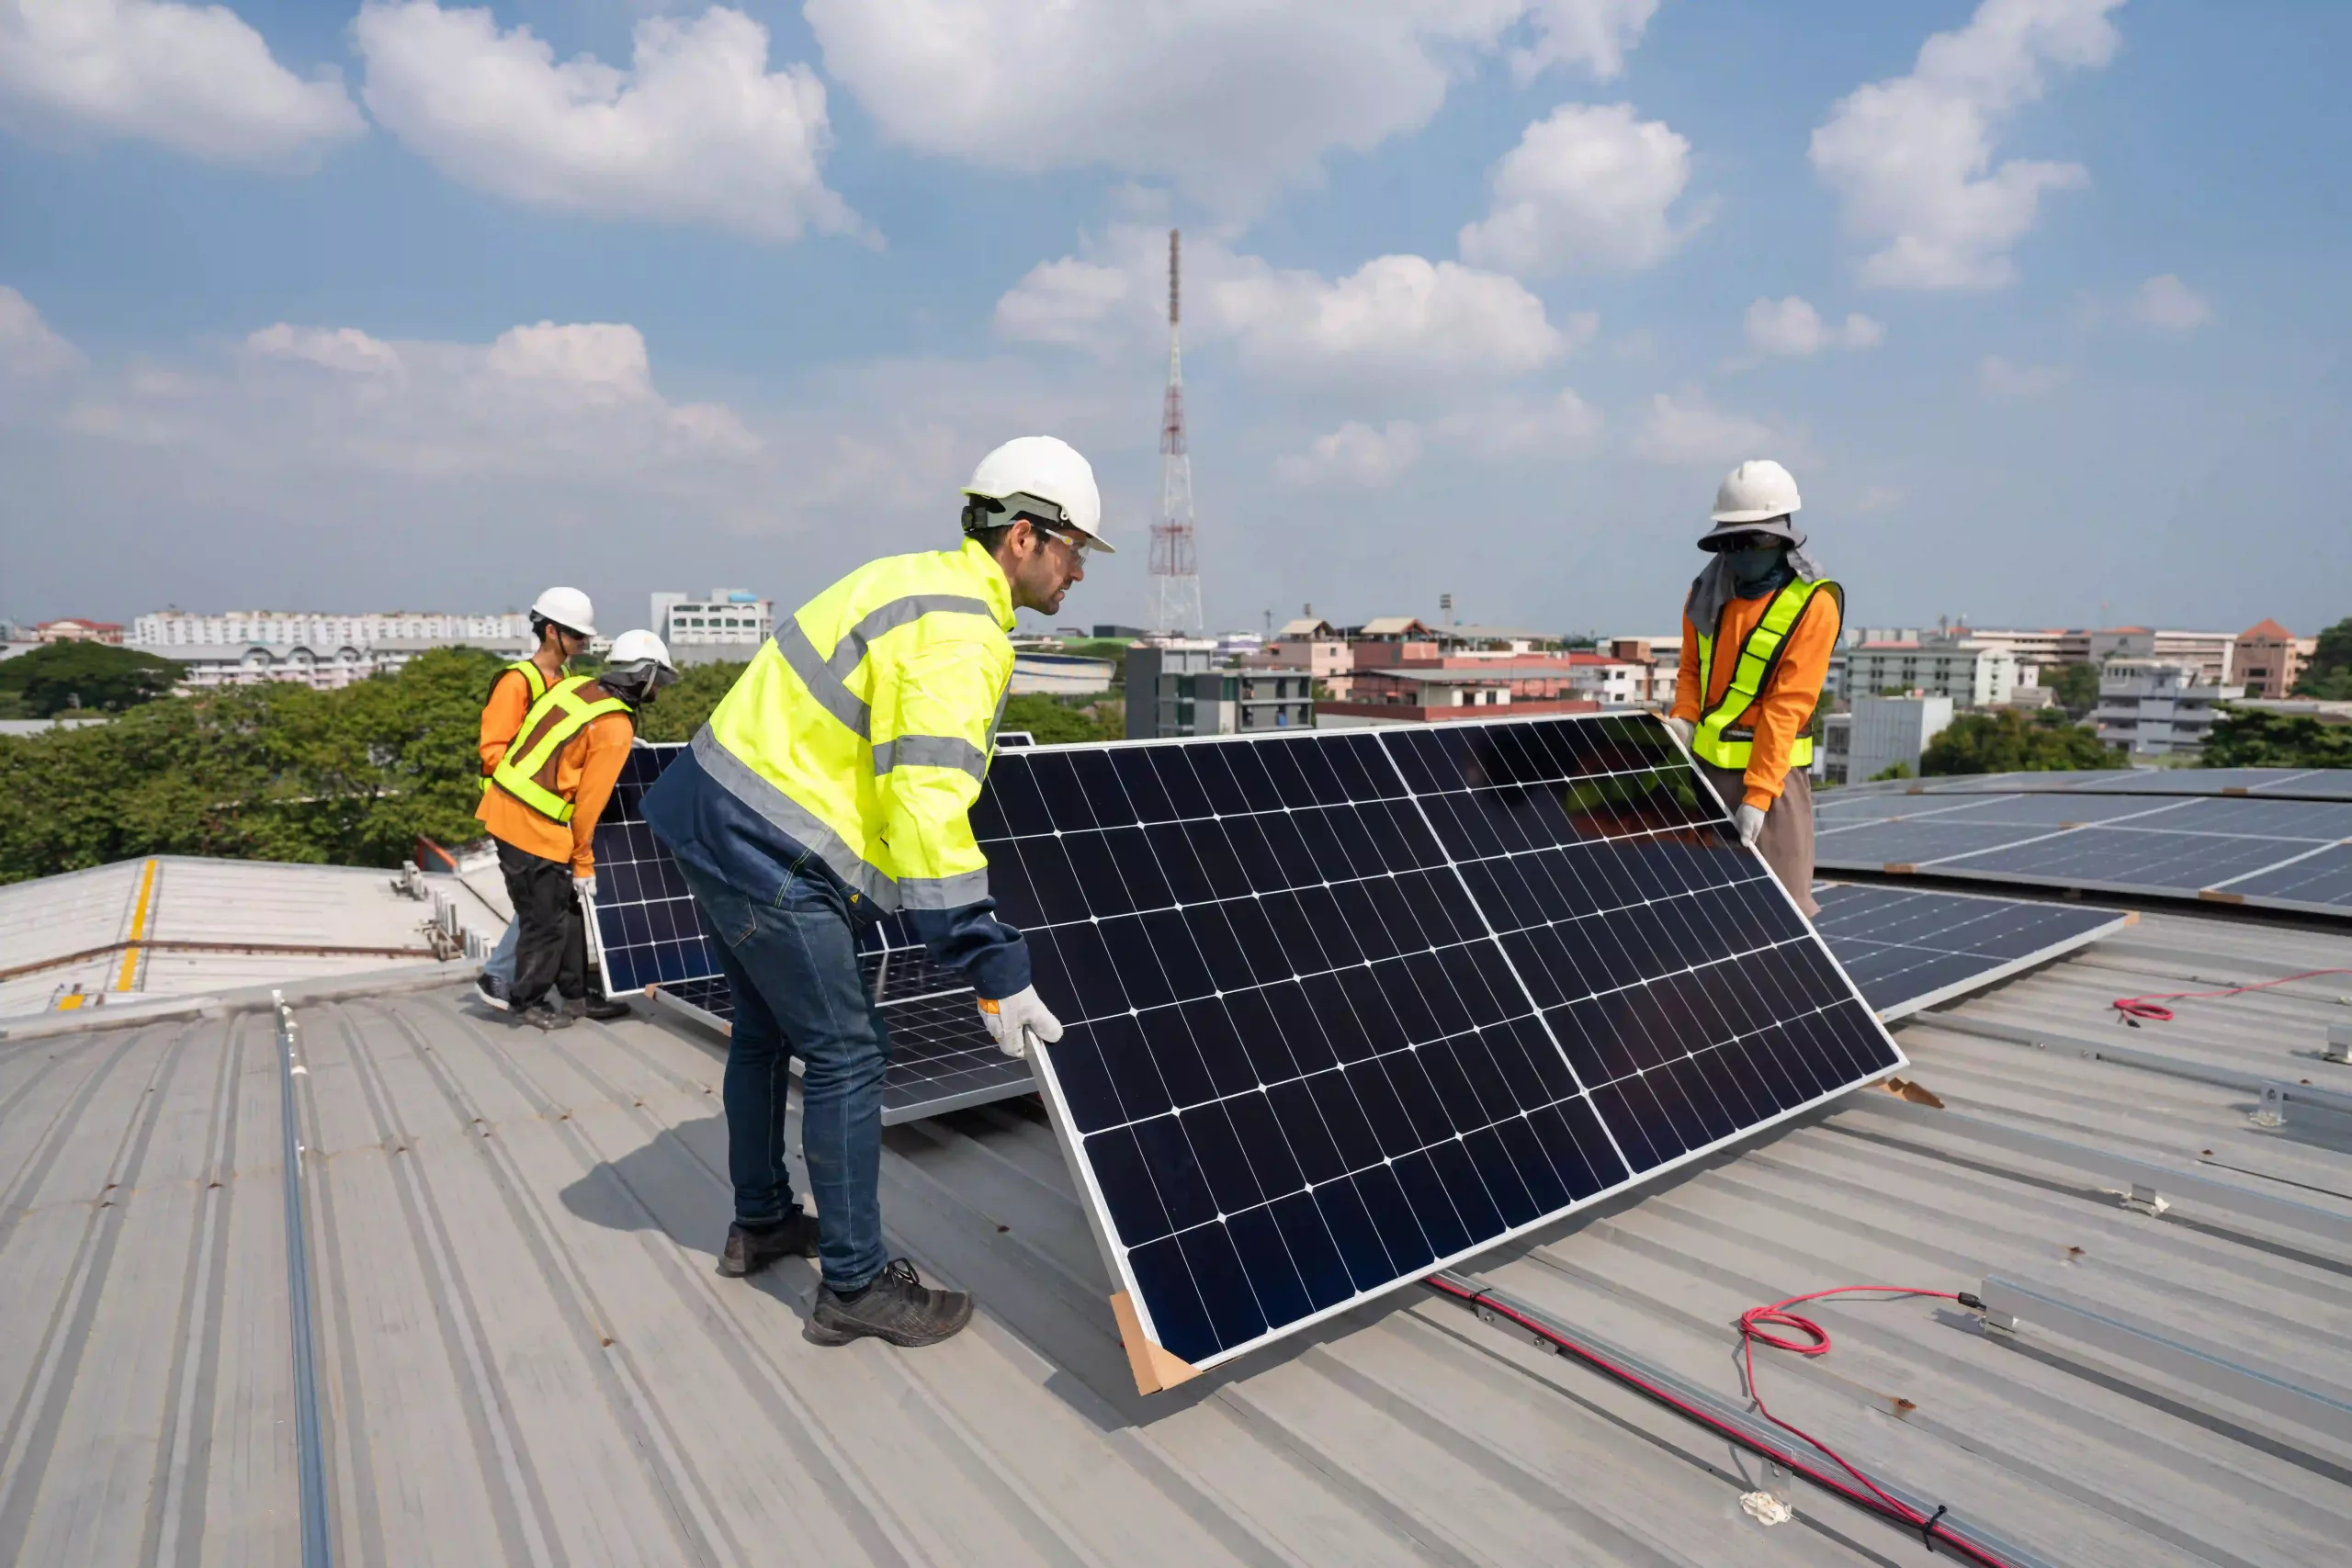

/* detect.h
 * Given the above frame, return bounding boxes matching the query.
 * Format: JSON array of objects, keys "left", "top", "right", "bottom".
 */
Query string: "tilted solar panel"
[
  {"left": 583, "top": 743, "right": 1025, "bottom": 1124},
  {"left": 1811, "top": 883, "right": 2130, "bottom": 1020},
  {"left": 983, "top": 715, "right": 1902, "bottom": 1392}
]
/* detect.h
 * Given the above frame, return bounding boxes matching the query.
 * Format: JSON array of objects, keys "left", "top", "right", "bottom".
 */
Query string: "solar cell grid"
[
  {"left": 2215, "top": 843, "right": 2352, "bottom": 909},
  {"left": 1000, "top": 715, "right": 1900, "bottom": 1381},
  {"left": 1811, "top": 884, "right": 2128, "bottom": 1020}
]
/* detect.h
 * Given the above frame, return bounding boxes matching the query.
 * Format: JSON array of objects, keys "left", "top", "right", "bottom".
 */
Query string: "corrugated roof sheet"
[{"left": 4, "top": 907, "right": 2347, "bottom": 1565}]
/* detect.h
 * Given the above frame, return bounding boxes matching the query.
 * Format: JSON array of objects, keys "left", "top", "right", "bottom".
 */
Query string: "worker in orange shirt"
[
  {"left": 1666, "top": 461, "right": 1842, "bottom": 917},
  {"left": 478, "top": 629, "right": 678, "bottom": 1029},
  {"left": 475, "top": 587, "right": 596, "bottom": 1012}
]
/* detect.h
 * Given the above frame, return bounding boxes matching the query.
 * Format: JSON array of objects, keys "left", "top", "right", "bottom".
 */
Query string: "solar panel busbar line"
[
  {"left": 582, "top": 743, "right": 1029, "bottom": 1124},
  {"left": 989, "top": 714, "right": 1905, "bottom": 1395}
]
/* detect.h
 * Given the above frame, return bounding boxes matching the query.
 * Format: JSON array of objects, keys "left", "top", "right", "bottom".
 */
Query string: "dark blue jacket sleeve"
[{"left": 906, "top": 902, "right": 1031, "bottom": 1001}]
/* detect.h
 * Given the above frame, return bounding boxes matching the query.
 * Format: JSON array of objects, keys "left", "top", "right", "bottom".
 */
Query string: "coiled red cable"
[
  {"left": 2111, "top": 966, "right": 2352, "bottom": 1022},
  {"left": 1429, "top": 1275, "right": 2016, "bottom": 1568}
]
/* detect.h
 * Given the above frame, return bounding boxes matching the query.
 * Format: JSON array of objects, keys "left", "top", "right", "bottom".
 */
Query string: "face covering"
[{"left": 1726, "top": 543, "right": 1791, "bottom": 593}]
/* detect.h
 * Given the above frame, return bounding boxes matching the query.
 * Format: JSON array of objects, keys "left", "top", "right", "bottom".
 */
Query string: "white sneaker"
[{"left": 474, "top": 973, "right": 511, "bottom": 1012}]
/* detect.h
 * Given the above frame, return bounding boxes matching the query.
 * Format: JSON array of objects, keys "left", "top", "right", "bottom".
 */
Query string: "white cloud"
[
  {"left": 1434, "top": 389, "right": 1603, "bottom": 457},
  {"left": 1979, "top": 354, "right": 2067, "bottom": 398},
  {"left": 247, "top": 323, "right": 403, "bottom": 377},
  {"left": 1510, "top": 0, "right": 1661, "bottom": 81},
  {"left": 1458, "top": 103, "right": 1706, "bottom": 277},
  {"left": 2129, "top": 274, "right": 2212, "bottom": 333},
  {"left": 1276, "top": 420, "right": 1425, "bottom": 488},
  {"left": 997, "top": 224, "right": 1587, "bottom": 382},
  {"left": 1630, "top": 391, "right": 1778, "bottom": 465},
  {"left": 0, "top": 0, "right": 363, "bottom": 165},
  {"left": 1810, "top": 0, "right": 2123, "bottom": 289},
  {"left": 803, "top": 1, "right": 1656, "bottom": 209},
  {"left": 0, "top": 286, "right": 84, "bottom": 378},
  {"left": 355, "top": 3, "right": 859, "bottom": 243},
  {"left": 1741, "top": 296, "right": 1886, "bottom": 358}
]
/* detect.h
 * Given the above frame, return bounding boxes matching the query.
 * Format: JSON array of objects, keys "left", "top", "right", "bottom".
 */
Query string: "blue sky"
[{"left": 3, "top": 0, "right": 2346, "bottom": 640}]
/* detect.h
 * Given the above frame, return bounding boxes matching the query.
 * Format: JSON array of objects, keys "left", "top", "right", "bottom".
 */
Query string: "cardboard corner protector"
[{"left": 1109, "top": 1291, "right": 1202, "bottom": 1395}]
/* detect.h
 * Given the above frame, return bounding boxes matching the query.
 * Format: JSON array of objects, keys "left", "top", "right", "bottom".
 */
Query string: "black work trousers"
[{"left": 498, "top": 840, "right": 586, "bottom": 1010}]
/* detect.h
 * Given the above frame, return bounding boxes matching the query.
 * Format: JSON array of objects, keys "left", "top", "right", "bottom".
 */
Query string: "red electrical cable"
[
  {"left": 2110, "top": 965, "right": 2352, "bottom": 1022},
  {"left": 1428, "top": 1275, "right": 2017, "bottom": 1568}
]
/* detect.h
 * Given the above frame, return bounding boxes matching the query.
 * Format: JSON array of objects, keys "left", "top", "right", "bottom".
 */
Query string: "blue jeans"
[
  {"left": 678, "top": 859, "right": 892, "bottom": 1292},
  {"left": 483, "top": 917, "right": 518, "bottom": 986}
]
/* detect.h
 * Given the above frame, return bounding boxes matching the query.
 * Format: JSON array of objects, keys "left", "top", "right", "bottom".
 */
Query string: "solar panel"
[
  {"left": 583, "top": 743, "right": 1030, "bottom": 1124},
  {"left": 1860, "top": 768, "right": 2352, "bottom": 803},
  {"left": 2211, "top": 843, "right": 2352, "bottom": 912},
  {"left": 1811, "top": 884, "right": 2129, "bottom": 1020},
  {"left": 1815, "top": 787, "right": 2352, "bottom": 913},
  {"left": 987, "top": 715, "right": 1902, "bottom": 1392}
]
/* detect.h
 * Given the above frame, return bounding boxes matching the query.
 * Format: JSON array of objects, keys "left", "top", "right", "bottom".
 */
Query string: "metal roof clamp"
[
  {"left": 2249, "top": 1084, "right": 2288, "bottom": 1129},
  {"left": 1474, "top": 1302, "right": 1559, "bottom": 1355},
  {"left": 2324, "top": 1022, "right": 2352, "bottom": 1066},
  {"left": 2120, "top": 1183, "right": 2172, "bottom": 1217}
]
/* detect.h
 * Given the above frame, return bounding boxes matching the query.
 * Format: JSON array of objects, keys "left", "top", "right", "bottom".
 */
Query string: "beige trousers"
[{"left": 1697, "top": 762, "right": 1818, "bottom": 919}]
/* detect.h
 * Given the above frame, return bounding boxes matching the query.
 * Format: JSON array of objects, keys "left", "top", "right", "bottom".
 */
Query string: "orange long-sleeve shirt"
[
  {"left": 1672, "top": 588, "right": 1841, "bottom": 811},
  {"left": 475, "top": 710, "right": 635, "bottom": 874}
]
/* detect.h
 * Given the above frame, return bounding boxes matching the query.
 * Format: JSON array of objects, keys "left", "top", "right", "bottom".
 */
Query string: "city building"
[
  {"left": 2231, "top": 619, "right": 2315, "bottom": 699},
  {"left": 1125, "top": 642, "right": 1314, "bottom": 739},
  {"left": 1562, "top": 655, "right": 1646, "bottom": 708},
  {"left": 2094, "top": 660, "right": 2243, "bottom": 757},
  {"left": 1828, "top": 640, "right": 2018, "bottom": 707},
  {"left": 1248, "top": 619, "right": 1354, "bottom": 699},
  {"left": 127, "top": 610, "right": 536, "bottom": 691},
  {"left": 2086, "top": 627, "right": 2237, "bottom": 686},
  {"left": 650, "top": 590, "right": 775, "bottom": 667},
  {"left": 1815, "top": 694, "right": 1954, "bottom": 786},
  {"left": 36, "top": 618, "right": 124, "bottom": 644},
  {"left": 1601, "top": 636, "right": 1680, "bottom": 708},
  {"left": 1315, "top": 663, "right": 1600, "bottom": 728},
  {"left": 1009, "top": 649, "right": 1115, "bottom": 695},
  {"left": 1942, "top": 627, "right": 2086, "bottom": 671}
]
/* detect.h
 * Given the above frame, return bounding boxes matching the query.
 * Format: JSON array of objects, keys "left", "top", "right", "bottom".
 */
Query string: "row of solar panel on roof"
[
  {"left": 1814, "top": 788, "right": 2352, "bottom": 912},
  {"left": 1811, "top": 884, "right": 2130, "bottom": 1020},
  {"left": 993, "top": 714, "right": 1901, "bottom": 1376},
  {"left": 1842, "top": 768, "right": 2352, "bottom": 802}
]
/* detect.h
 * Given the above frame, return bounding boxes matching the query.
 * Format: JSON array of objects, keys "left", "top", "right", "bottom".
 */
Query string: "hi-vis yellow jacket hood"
[{"left": 695, "top": 539, "right": 1017, "bottom": 912}]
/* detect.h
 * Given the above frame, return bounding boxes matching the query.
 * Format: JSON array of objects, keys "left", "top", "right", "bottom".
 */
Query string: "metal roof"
[
  {"left": 0, "top": 856, "right": 458, "bottom": 1022},
  {"left": 3, "top": 908, "right": 2347, "bottom": 1565}
]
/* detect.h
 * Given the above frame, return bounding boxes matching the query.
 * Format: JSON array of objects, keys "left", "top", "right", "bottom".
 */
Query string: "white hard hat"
[
  {"left": 961, "top": 435, "right": 1114, "bottom": 553},
  {"left": 531, "top": 586, "right": 596, "bottom": 637},
  {"left": 605, "top": 629, "right": 674, "bottom": 671},
  {"left": 1700, "top": 459, "right": 1805, "bottom": 549}
]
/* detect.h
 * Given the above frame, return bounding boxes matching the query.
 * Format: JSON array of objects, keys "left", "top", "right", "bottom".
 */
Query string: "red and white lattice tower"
[{"left": 1148, "top": 229, "right": 1203, "bottom": 637}]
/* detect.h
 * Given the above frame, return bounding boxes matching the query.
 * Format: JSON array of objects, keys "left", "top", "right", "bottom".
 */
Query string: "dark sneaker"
[
  {"left": 577, "top": 995, "right": 632, "bottom": 1021},
  {"left": 717, "top": 1212, "right": 820, "bottom": 1278},
  {"left": 474, "top": 973, "right": 511, "bottom": 1012},
  {"left": 806, "top": 1258, "right": 973, "bottom": 1348},
  {"left": 516, "top": 1001, "right": 573, "bottom": 1032}
]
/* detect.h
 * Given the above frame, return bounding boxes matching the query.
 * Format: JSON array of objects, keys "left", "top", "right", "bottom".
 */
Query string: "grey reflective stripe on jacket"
[
  {"left": 873, "top": 734, "right": 989, "bottom": 780},
  {"left": 691, "top": 725, "right": 898, "bottom": 908},
  {"left": 898, "top": 865, "right": 993, "bottom": 910},
  {"left": 769, "top": 592, "right": 1002, "bottom": 743}
]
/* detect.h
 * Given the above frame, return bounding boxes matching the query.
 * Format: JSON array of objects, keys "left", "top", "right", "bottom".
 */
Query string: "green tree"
[
  {"left": 1001, "top": 692, "right": 1121, "bottom": 743},
  {"left": 2293, "top": 617, "right": 2352, "bottom": 699},
  {"left": 1867, "top": 761, "right": 1913, "bottom": 782},
  {"left": 1920, "top": 709, "right": 2119, "bottom": 775},
  {"left": 2045, "top": 661, "right": 2100, "bottom": 718},
  {"left": 2202, "top": 707, "right": 2352, "bottom": 768},
  {"left": 0, "top": 641, "right": 185, "bottom": 716}
]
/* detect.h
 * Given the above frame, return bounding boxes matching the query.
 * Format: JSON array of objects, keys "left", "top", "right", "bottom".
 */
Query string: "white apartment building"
[
  {"left": 1565, "top": 657, "right": 1646, "bottom": 707},
  {"left": 1815, "top": 695, "right": 1954, "bottom": 786},
  {"left": 2095, "top": 660, "right": 2243, "bottom": 757},
  {"left": 2087, "top": 628, "right": 2237, "bottom": 686},
  {"left": 1828, "top": 641, "right": 2018, "bottom": 707},
  {"left": 650, "top": 590, "right": 775, "bottom": 666},
  {"left": 1600, "top": 636, "right": 1679, "bottom": 709},
  {"left": 127, "top": 610, "right": 536, "bottom": 691}
]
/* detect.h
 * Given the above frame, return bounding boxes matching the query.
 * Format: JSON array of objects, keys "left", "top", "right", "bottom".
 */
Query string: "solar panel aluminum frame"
[{"left": 1017, "top": 714, "right": 1906, "bottom": 1395}]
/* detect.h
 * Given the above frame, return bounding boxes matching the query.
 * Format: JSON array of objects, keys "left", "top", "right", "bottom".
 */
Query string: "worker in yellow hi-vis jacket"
[{"left": 643, "top": 436, "right": 1108, "bottom": 1349}]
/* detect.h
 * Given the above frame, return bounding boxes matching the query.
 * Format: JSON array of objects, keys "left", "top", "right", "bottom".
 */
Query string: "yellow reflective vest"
[
  {"left": 1690, "top": 578, "right": 1841, "bottom": 772},
  {"left": 695, "top": 539, "right": 1017, "bottom": 911},
  {"left": 480, "top": 660, "right": 553, "bottom": 795},
  {"left": 490, "top": 675, "right": 633, "bottom": 822}
]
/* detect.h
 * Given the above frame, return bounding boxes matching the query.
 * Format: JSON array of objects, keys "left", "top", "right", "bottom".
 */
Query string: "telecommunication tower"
[{"left": 1148, "top": 229, "right": 1203, "bottom": 636}]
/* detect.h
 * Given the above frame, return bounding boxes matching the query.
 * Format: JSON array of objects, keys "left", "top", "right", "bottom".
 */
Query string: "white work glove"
[
  {"left": 978, "top": 985, "right": 1063, "bottom": 1059},
  {"left": 1661, "top": 715, "right": 1695, "bottom": 750},
  {"left": 572, "top": 873, "right": 597, "bottom": 903},
  {"left": 1733, "top": 804, "right": 1766, "bottom": 849}
]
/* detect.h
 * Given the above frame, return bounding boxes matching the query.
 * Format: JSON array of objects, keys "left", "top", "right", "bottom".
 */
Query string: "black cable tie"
[{"left": 1920, "top": 1502, "right": 1949, "bottom": 1553}]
